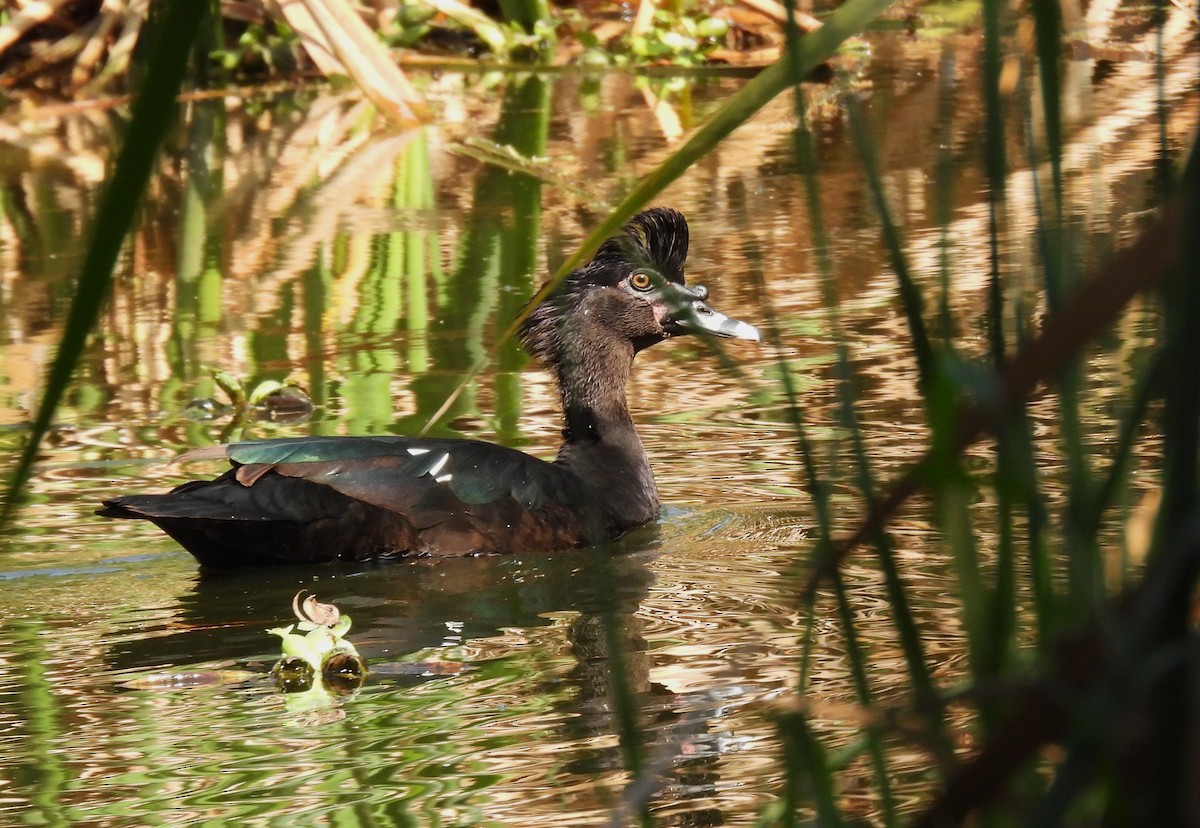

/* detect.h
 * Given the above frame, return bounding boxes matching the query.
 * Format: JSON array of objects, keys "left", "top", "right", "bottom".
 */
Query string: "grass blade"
[
  {"left": 1, "top": 0, "right": 209, "bottom": 528},
  {"left": 778, "top": 711, "right": 845, "bottom": 827},
  {"left": 805, "top": 199, "right": 1184, "bottom": 596},
  {"left": 843, "top": 88, "right": 934, "bottom": 394},
  {"left": 420, "top": 0, "right": 897, "bottom": 431}
]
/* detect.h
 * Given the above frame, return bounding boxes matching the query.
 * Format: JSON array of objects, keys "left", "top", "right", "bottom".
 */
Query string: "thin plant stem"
[{"left": 1, "top": 0, "right": 210, "bottom": 528}]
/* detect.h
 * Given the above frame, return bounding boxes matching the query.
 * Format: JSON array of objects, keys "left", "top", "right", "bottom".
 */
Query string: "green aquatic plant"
[
  {"left": 11, "top": 0, "right": 1194, "bottom": 820},
  {"left": 626, "top": 9, "right": 730, "bottom": 66},
  {"left": 269, "top": 592, "right": 366, "bottom": 693},
  {"left": 386, "top": 0, "right": 556, "bottom": 61},
  {"left": 765, "top": 0, "right": 1200, "bottom": 821},
  {"left": 385, "top": 3, "right": 440, "bottom": 49},
  {"left": 211, "top": 19, "right": 302, "bottom": 76},
  {"left": 189, "top": 368, "right": 314, "bottom": 423},
  {"left": 557, "top": 4, "right": 731, "bottom": 68},
  {"left": 0, "top": 0, "right": 208, "bottom": 525}
]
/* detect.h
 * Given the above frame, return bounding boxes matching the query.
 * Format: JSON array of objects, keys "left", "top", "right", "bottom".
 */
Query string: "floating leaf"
[
  {"left": 269, "top": 624, "right": 322, "bottom": 665},
  {"left": 210, "top": 368, "right": 246, "bottom": 406},
  {"left": 247, "top": 379, "right": 285, "bottom": 405}
]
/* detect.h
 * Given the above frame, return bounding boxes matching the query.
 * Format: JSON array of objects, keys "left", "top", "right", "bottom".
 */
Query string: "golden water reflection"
[{"left": 1, "top": 13, "right": 1197, "bottom": 826}]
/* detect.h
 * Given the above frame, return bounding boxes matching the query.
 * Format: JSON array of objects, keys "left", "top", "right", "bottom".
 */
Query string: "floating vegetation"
[
  {"left": 116, "top": 593, "right": 465, "bottom": 703},
  {"left": 185, "top": 368, "right": 314, "bottom": 425},
  {"left": 268, "top": 591, "right": 368, "bottom": 700}
]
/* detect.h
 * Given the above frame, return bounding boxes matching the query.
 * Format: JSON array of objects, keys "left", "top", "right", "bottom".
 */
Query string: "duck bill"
[
  {"left": 661, "top": 285, "right": 761, "bottom": 342},
  {"left": 679, "top": 302, "right": 761, "bottom": 341}
]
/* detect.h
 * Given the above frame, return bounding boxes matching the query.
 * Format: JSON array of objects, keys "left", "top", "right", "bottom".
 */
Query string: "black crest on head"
[
  {"left": 519, "top": 208, "right": 691, "bottom": 362},
  {"left": 586, "top": 207, "right": 690, "bottom": 285}
]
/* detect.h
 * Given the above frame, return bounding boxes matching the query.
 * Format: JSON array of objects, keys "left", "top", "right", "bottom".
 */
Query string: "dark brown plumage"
[{"left": 98, "top": 208, "right": 760, "bottom": 568}]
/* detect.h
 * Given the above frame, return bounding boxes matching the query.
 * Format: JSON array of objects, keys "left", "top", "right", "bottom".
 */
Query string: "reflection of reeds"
[
  {"left": 1, "top": 0, "right": 1198, "bottom": 822},
  {"left": 760, "top": 0, "right": 1200, "bottom": 823},
  {"left": 1, "top": 0, "right": 209, "bottom": 522}
]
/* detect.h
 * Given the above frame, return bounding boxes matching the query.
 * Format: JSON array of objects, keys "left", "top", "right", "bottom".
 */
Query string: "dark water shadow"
[
  {"left": 105, "top": 522, "right": 731, "bottom": 822},
  {"left": 106, "top": 527, "right": 660, "bottom": 672}
]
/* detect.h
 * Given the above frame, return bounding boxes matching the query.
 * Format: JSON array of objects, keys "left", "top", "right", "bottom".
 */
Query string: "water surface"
[{"left": 1, "top": 16, "right": 1196, "bottom": 825}]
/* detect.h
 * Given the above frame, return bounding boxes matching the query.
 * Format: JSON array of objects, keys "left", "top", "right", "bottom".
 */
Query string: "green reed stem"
[
  {"left": 832, "top": 571, "right": 899, "bottom": 825},
  {"left": 927, "top": 370, "right": 991, "bottom": 680},
  {"left": 843, "top": 88, "right": 933, "bottom": 396},
  {"left": 1143, "top": 128, "right": 1200, "bottom": 826},
  {"left": 1027, "top": 1, "right": 1093, "bottom": 620},
  {"left": 979, "top": 28, "right": 1061, "bottom": 641},
  {"left": 834, "top": 86, "right": 948, "bottom": 755},
  {"left": 836, "top": 356, "right": 940, "bottom": 722},
  {"left": 738, "top": 181, "right": 898, "bottom": 823},
  {"left": 933, "top": 43, "right": 957, "bottom": 342},
  {"left": 782, "top": 66, "right": 902, "bottom": 827},
  {"left": 1079, "top": 352, "right": 1161, "bottom": 545},
  {"left": 1, "top": 0, "right": 209, "bottom": 528},
  {"left": 976, "top": 0, "right": 1021, "bottom": 682},
  {"left": 1020, "top": 63, "right": 1099, "bottom": 616},
  {"left": 779, "top": 712, "right": 845, "bottom": 828},
  {"left": 1031, "top": 0, "right": 1064, "bottom": 234},
  {"left": 778, "top": 9, "right": 900, "bottom": 818},
  {"left": 421, "top": 0, "right": 897, "bottom": 433}
]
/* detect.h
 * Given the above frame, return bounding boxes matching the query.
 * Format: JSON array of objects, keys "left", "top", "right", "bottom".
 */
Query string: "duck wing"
[
  {"left": 200, "top": 436, "right": 581, "bottom": 511},
  {"left": 100, "top": 436, "right": 595, "bottom": 567}
]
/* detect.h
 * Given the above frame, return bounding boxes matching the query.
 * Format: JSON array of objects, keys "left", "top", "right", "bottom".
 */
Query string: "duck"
[{"left": 98, "top": 208, "right": 761, "bottom": 568}]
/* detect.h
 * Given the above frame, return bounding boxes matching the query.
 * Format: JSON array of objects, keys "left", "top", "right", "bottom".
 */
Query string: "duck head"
[{"left": 520, "top": 207, "right": 760, "bottom": 364}]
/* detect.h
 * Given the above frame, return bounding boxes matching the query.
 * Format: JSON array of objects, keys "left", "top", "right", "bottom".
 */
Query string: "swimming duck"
[{"left": 98, "top": 208, "right": 760, "bottom": 568}]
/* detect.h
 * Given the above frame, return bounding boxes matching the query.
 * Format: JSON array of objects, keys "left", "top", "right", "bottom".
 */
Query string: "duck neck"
[{"left": 551, "top": 336, "right": 659, "bottom": 531}]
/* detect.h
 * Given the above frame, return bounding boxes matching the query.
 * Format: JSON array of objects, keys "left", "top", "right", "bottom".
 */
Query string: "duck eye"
[{"left": 629, "top": 272, "right": 653, "bottom": 291}]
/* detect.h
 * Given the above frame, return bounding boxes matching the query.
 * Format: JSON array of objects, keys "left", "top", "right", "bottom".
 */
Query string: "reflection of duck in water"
[
  {"left": 105, "top": 533, "right": 730, "bottom": 821},
  {"left": 100, "top": 208, "right": 759, "bottom": 568},
  {"left": 107, "top": 541, "right": 659, "bottom": 674}
]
